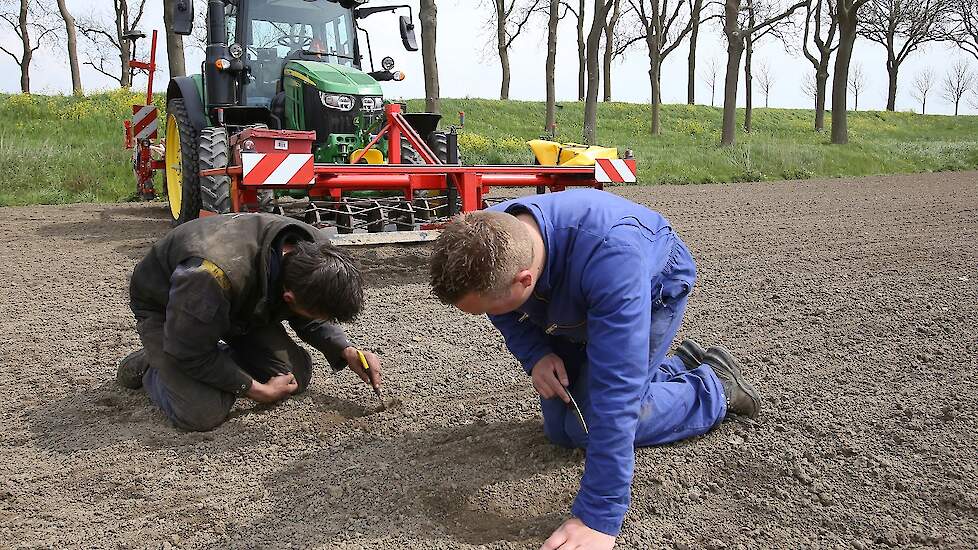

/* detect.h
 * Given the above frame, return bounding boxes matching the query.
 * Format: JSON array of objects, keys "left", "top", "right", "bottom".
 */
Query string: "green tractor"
[{"left": 164, "top": 0, "right": 451, "bottom": 225}]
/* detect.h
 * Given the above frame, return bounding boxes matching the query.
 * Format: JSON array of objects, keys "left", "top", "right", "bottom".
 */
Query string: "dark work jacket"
[{"left": 130, "top": 213, "right": 351, "bottom": 394}]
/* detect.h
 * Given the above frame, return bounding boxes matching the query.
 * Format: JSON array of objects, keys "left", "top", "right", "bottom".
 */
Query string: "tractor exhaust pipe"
[{"left": 205, "top": 0, "right": 234, "bottom": 108}]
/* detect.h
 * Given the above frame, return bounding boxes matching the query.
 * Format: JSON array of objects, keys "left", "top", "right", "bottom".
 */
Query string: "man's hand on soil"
[
  {"left": 541, "top": 518, "right": 615, "bottom": 550},
  {"left": 343, "top": 347, "right": 382, "bottom": 390},
  {"left": 532, "top": 353, "right": 570, "bottom": 403},
  {"left": 246, "top": 373, "right": 298, "bottom": 403}
]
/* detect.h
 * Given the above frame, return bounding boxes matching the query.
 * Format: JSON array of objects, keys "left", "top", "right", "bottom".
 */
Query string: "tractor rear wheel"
[
  {"left": 430, "top": 132, "right": 461, "bottom": 164},
  {"left": 198, "top": 127, "right": 231, "bottom": 215},
  {"left": 164, "top": 98, "right": 202, "bottom": 225}
]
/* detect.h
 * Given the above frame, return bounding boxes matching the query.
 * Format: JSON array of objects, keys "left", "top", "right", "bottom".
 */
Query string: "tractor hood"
[{"left": 284, "top": 61, "right": 383, "bottom": 96}]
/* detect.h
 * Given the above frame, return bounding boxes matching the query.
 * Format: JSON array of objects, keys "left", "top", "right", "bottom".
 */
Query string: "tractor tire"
[
  {"left": 198, "top": 127, "right": 231, "bottom": 215},
  {"left": 164, "top": 98, "right": 202, "bottom": 225},
  {"left": 400, "top": 142, "right": 422, "bottom": 165},
  {"left": 429, "top": 132, "right": 461, "bottom": 164}
]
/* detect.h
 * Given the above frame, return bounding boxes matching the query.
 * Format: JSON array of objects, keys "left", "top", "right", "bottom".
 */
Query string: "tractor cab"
[{"left": 225, "top": 0, "right": 361, "bottom": 108}]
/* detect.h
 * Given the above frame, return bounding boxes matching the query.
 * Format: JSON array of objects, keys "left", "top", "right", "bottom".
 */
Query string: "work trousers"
[
  {"left": 540, "top": 244, "right": 727, "bottom": 448},
  {"left": 134, "top": 311, "right": 312, "bottom": 431}
]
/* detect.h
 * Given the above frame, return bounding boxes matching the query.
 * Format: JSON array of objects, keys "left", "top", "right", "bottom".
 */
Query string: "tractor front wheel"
[
  {"left": 164, "top": 98, "right": 201, "bottom": 225},
  {"left": 198, "top": 127, "right": 231, "bottom": 215}
]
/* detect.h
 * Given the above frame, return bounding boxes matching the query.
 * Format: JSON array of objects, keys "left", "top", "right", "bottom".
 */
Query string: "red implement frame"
[
  {"left": 124, "top": 30, "right": 163, "bottom": 200},
  {"left": 202, "top": 103, "right": 605, "bottom": 216}
]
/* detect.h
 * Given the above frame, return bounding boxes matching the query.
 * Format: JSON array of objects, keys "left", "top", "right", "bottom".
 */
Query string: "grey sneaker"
[
  {"left": 117, "top": 349, "right": 149, "bottom": 389},
  {"left": 675, "top": 338, "right": 707, "bottom": 369},
  {"left": 703, "top": 346, "right": 761, "bottom": 419}
]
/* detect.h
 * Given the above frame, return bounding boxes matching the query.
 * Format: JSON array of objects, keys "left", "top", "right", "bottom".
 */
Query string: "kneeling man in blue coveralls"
[{"left": 429, "top": 189, "right": 761, "bottom": 550}]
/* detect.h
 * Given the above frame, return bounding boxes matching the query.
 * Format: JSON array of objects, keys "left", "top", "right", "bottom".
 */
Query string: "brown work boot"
[
  {"left": 116, "top": 349, "right": 149, "bottom": 389},
  {"left": 703, "top": 346, "right": 761, "bottom": 419},
  {"left": 675, "top": 338, "right": 707, "bottom": 370}
]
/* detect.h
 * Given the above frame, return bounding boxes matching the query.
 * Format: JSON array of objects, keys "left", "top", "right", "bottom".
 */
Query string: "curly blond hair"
[{"left": 429, "top": 210, "right": 533, "bottom": 304}]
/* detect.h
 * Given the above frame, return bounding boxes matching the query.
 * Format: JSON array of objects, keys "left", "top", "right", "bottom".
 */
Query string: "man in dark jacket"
[
  {"left": 429, "top": 189, "right": 761, "bottom": 550},
  {"left": 119, "top": 212, "right": 381, "bottom": 432}
]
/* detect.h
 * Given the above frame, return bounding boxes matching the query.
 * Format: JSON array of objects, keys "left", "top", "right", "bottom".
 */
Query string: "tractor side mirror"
[
  {"left": 399, "top": 16, "right": 418, "bottom": 51},
  {"left": 172, "top": 0, "right": 194, "bottom": 36}
]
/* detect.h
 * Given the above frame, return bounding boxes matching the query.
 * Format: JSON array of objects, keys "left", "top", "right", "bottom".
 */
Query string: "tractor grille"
[{"left": 302, "top": 84, "right": 359, "bottom": 140}]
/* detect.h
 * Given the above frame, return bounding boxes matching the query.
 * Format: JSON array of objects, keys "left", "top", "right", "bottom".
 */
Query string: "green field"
[{"left": 2, "top": 90, "right": 977, "bottom": 207}]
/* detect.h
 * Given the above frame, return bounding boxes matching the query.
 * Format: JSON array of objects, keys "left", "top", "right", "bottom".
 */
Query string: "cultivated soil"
[{"left": 1, "top": 172, "right": 977, "bottom": 550}]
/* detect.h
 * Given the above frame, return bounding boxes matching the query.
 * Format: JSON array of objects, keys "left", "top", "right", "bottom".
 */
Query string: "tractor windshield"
[{"left": 236, "top": 0, "right": 357, "bottom": 106}]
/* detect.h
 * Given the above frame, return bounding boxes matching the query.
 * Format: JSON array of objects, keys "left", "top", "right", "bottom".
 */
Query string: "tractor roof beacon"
[{"left": 124, "top": 0, "right": 624, "bottom": 243}]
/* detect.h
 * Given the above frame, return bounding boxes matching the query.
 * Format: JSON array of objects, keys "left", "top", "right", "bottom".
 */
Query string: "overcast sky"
[{"left": 2, "top": 0, "right": 975, "bottom": 116}]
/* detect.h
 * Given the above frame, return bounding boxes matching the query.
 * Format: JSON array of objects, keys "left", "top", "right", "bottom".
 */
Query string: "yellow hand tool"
[{"left": 357, "top": 349, "right": 385, "bottom": 409}]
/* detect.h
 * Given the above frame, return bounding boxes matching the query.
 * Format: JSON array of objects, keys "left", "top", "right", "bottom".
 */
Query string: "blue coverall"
[{"left": 487, "top": 189, "right": 727, "bottom": 536}]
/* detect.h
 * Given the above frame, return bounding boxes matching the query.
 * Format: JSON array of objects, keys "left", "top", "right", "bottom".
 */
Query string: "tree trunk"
[
  {"left": 954, "top": 99, "right": 960, "bottom": 116},
  {"left": 583, "top": 0, "right": 608, "bottom": 144},
  {"left": 18, "top": 0, "right": 30, "bottom": 93},
  {"left": 650, "top": 56, "right": 662, "bottom": 135},
  {"left": 831, "top": 14, "right": 857, "bottom": 144},
  {"left": 744, "top": 33, "right": 753, "bottom": 133},
  {"left": 420, "top": 0, "right": 440, "bottom": 113},
  {"left": 602, "top": 0, "right": 620, "bottom": 101},
  {"left": 721, "top": 39, "right": 744, "bottom": 145},
  {"left": 814, "top": 66, "right": 828, "bottom": 131},
  {"left": 545, "top": 0, "right": 559, "bottom": 131},
  {"left": 885, "top": 58, "right": 897, "bottom": 111},
  {"left": 116, "top": 0, "right": 132, "bottom": 89},
  {"left": 162, "top": 0, "right": 186, "bottom": 78},
  {"left": 922, "top": 95, "right": 926, "bottom": 115},
  {"left": 56, "top": 0, "right": 82, "bottom": 94},
  {"left": 577, "top": 0, "right": 586, "bottom": 101},
  {"left": 687, "top": 0, "right": 704, "bottom": 104},
  {"left": 496, "top": 1, "right": 510, "bottom": 100}
]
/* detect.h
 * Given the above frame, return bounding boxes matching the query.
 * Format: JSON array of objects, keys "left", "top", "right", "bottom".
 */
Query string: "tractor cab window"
[{"left": 239, "top": 0, "right": 356, "bottom": 107}]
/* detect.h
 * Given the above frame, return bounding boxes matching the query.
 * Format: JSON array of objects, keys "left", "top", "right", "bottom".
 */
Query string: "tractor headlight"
[
  {"left": 319, "top": 92, "right": 355, "bottom": 111},
  {"left": 360, "top": 96, "right": 384, "bottom": 111},
  {"left": 229, "top": 43, "right": 244, "bottom": 59},
  {"left": 381, "top": 56, "right": 395, "bottom": 71}
]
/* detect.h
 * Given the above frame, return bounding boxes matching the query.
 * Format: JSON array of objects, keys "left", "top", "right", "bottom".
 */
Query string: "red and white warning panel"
[
  {"left": 595, "top": 158, "right": 638, "bottom": 184},
  {"left": 242, "top": 153, "right": 315, "bottom": 186},
  {"left": 131, "top": 105, "right": 158, "bottom": 140}
]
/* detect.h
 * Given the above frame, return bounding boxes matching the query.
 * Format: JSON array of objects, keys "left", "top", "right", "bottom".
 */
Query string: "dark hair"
[{"left": 281, "top": 241, "right": 363, "bottom": 322}]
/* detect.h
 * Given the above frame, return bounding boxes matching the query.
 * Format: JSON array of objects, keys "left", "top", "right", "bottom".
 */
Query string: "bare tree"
[
  {"left": 0, "top": 0, "right": 56, "bottom": 93},
  {"left": 911, "top": 67, "right": 935, "bottom": 112},
  {"left": 720, "top": 0, "right": 807, "bottom": 145},
  {"left": 943, "top": 58, "right": 974, "bottom": 114},
  {"left": 621, "top": 0, "right": 697, "bottom": 134},
  {"left": 831, "top": 0, "right": 874, "bottom": 144},
  {"left": 704, "top": 56, "right": 721, "bottom": 105},
  {"left": 546, "top": 0, "right": 561, "bottom": 129},
  {"left": 802, "top": 0, "right": 839, "bottom": 130},
  {"left": 53, "top": 0, "right": 82, "bottom": 94},
  {"left": 562, "top": 0, "right": 588, "bottom": 100},
  {"left": 859, "top": 0, "right": 950, "bottom": 112},
  {"left": 947, "top": 0, "right": 977, "bottom": 62},
  {"left": 756, "top": 59, "right": 776, "bottom": 106},
  {"left": 602, "top": 0, "right": 622, "bottom": 100},
  {"left": 420, "top": 0, "right": 440, "bottom": 113},
  {"left": 801, "top": 71, "right": 819, "bottom": 105},
  {"left": 742, "top": 0, "right": 798, "bottom": 132},
  {"left": 162, "top": 0, "right": 186, "bottom": 78},
  {"left": 687, "top": 0, "right": 706, "bottom": 102},
  {"left": 485, "top": 0, "right": 543, "bottom": 99},
  {"left": 77, "top": 0, "right": 148, "bottom": 89},
  {"left": 584, "top": 0, "right": 617, "bottom": 144},
  {"left": 847, "top": 61, "right": 867, "bottom": 109}
]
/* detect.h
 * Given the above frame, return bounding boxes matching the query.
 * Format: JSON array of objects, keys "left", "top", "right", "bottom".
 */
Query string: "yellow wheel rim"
[{"left": 165, "top": 113, "right": 183, "bottom": 220}]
